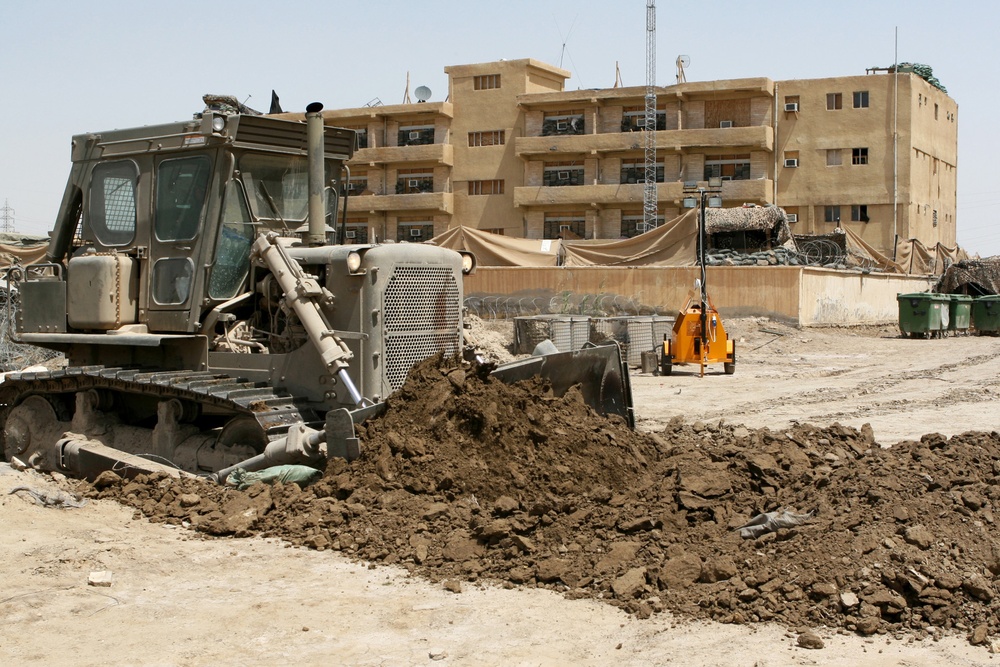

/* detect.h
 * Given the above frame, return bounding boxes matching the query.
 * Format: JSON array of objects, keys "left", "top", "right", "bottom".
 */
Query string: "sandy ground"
[{"left": 2, "top": 321, "right": 999, "bottom": 666}]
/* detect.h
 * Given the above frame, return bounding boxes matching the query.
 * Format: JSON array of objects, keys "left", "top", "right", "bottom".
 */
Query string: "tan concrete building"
[{"left": 295, "top": 58, "right": 957, "bottom": 257}]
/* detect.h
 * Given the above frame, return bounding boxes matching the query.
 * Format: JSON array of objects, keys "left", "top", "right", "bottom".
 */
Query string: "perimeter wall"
[{"left": 464, "top": 267, "right": 935, "bottom": 326}]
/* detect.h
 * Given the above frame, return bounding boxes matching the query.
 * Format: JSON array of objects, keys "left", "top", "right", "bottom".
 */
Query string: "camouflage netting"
[
  {"left": 935, "top": 257, "right": 1000, "bottom": 296},
  {"left": 704, "top": 205, "right": 792, "bottom": 246},
  {"left": 202, "top": 94, "right": 263, "bottom": 116}
]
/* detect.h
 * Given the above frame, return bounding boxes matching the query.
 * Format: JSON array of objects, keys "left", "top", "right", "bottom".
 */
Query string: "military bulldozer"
[{"left": 1, "top": 101, "right": 633, "bottom": 482}]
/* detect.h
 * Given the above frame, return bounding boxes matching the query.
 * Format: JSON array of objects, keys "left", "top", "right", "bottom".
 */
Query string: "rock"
[
  {"left": 612, "top": 567, "right": 648, "bottom": 599},
  {"left": 677, "top": 461, "right": 732, "bottom": 498},
  {"left": 510, "top": 535, "right": 535, "bottom": 553},
  {"left": 441, "top": 533, "right": 483, "bottom": 562},
  {"left": 178, "top": 493, "right": 201, "bottom": 508},
  {"left": 508, "top": 566, "right": 534, "bottom": 584},
  {"left": 962, "top": 490, "right": 986, "bottom": 511},
  {"left": 658, "top": 553, "right": 702, "bottom": 590},
  {"left": 934, "top": 572, "right": 962, "bottom": 590},
  {"left": 493, "top": 495, "right": 519, "bottom": 515},
  {"left": 856, "top": 617, "right": 880, "bottom": 635},
  {"left": 839, "top": 591, "right": 860, "bottom": 609},
  {"left": 797, "top": 631, "right": 824, "bottom": 649},
  {"left": 902, "top": 525, "right": 934, "bottom": 550},
  {"left": 969, "top": 623, "right": 990, "bottom": 646},
  {"left": 535, "top": 558, "right": 571, "bottom": 583},
  {"left": 443, "top": 580, "right": 462, "bottom": 594},
  {"left": 429, "top": 649, "right": 448, "bottom": 661},
  {"left": 864, "top": 589, "right": 907, "bottom": 614},
  {"left": 618, "top": 516, "right": 657, "bottom": 533},
  {"left": 811, "top": 582, "right": 838, "bottom": 598},
  {"left": 700, "top": 557, "right": 738, "bottom": 583},
  {"left": 93, "top": 470, "right": 121, "bottom": 489},
  {"left": 962, "top": 575, "right": 994, "bottom": 602},
  {"left": 595, "top": 542, "right": 642, "bottom": 575},
  {"left": 88, "top": 571, "right": 113, "bottom": 587}
]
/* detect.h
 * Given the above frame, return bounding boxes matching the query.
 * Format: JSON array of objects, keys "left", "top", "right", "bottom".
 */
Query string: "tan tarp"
[
  {"left": 0, "top": 233, "right": 50, "bottom": 268},
  {"left": 561, "top": 209, "right": 699, "bottom": 267},
  {"left": 892, "top": 238, "right": 968, "bottom": 275},
  {"left": 431, "top": 226, "right": 561, "bottom": 267},
  {"left": 842, "top": 227, "right": 904, "bottom": 273}
]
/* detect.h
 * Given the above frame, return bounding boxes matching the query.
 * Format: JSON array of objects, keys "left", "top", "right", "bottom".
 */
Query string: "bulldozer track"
[{"left": 0, "top": 366, "right": 322, "bottom": 443}]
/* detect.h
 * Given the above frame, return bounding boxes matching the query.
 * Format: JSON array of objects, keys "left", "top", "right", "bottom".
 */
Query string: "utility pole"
[
  {"left": 0, "top": 199, "right": 14, "bottom": 233},
  {"left": 642, "top": 0, "right": 657, "bottom": 232}
]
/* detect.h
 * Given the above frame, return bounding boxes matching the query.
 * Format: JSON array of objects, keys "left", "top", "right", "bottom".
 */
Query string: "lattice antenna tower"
[
  {"left": 0, "top": 199, "right": 14, "bottom": 233},
  {"left": 643, "top": 0, "right": 658, "bottom": 231}
]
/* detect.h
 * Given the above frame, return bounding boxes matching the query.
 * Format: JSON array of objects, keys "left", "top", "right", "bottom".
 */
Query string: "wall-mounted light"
[
  {"left": 682, "top": 197, "right": 698, "bottom": 209},
  {"left": 708, "top": 195, "right": 723, "bottom": 208}
]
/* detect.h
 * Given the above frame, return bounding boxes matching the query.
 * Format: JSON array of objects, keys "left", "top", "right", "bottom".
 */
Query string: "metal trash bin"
[
  {"left": 973, "top": 295, "right": 1000, "bottom": 335},
  {"left": 897, "top": 292, "right": 950, "bottom": 339},
  {"left": 946, "top": 294, "right": 973, "bottom": 334}
]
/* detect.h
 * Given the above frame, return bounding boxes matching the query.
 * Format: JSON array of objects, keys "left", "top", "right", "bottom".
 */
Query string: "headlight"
[
  {"left": 460, "top": 252, "right": 476, "bottom": 275},
  {"left": 212, "top": 116, "right": 226, "bottom": 133},
  {"left": 346, "top": 251, "right": 362, "bottom": 273}
]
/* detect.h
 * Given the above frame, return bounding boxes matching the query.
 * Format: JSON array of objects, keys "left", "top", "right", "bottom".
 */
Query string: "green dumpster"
[
  {"left": 973, "top": 295, "right": 1000, "bottom": 335},
  {"left": 897, "top": 292, "right": 950, "bottom": 338},
  {"left": 946, "top": 294, "right": 973, "bottom": 333}
]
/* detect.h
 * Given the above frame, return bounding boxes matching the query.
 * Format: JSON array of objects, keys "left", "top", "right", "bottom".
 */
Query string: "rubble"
[{"left": 82, "top": 354, "right": 1000, "bottom": 644}]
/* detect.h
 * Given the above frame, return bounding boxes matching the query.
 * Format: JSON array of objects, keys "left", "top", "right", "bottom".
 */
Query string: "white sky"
[{"left": 2, "top": 0, "right": 997, "bottom": 256}]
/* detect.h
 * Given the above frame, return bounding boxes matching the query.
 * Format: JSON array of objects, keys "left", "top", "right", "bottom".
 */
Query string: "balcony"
[
  {"left": 515, "top": 126, "right": 773, "bottom": 158},
  {"left": 513, "top": 179, "right": 773, "bottom": 208},
  {"left": 351, "top": 142, "right": 453, "bottom": 167},
  {"left": 346, "top": 191, "right": 454, "bottom": 214}
]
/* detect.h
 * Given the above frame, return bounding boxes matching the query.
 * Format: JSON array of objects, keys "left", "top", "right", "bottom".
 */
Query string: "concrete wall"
[{"left": 464, "top": 266, "right": 933, "bottom": 326}]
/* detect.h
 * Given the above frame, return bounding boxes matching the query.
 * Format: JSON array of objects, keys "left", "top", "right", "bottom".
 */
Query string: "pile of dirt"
[{"left": 82, "top": 355, "right": 1000, "bottom": 644}]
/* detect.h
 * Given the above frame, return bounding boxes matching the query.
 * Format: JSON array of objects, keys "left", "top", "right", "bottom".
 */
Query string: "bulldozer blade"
[{"left": 490, "top": 343, "right": 634, "bottom": 428}]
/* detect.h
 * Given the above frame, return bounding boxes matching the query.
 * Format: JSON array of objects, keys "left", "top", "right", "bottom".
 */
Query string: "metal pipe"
[{"left": 305, "top": 102, "right": 326, "bottom": 247}]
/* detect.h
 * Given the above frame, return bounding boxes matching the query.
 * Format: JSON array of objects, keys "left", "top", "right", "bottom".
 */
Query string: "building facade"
[{"left": 287, "top": 58, "right": 957, "bottom": 257}]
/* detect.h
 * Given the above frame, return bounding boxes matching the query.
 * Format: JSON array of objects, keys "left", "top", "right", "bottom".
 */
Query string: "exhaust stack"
[{"left": 305, "top": 102, "right": 326, "bottom": 246}]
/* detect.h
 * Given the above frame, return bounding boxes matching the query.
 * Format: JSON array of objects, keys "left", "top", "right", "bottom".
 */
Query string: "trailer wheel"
[
  {"left": 660, "top": 353, "right": 672, "bottom": 376},
  {"left": 724, "top": 361, "right": 735, "bottom": 375}
]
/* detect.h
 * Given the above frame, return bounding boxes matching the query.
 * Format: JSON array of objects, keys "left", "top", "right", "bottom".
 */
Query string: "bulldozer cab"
[{"left": 47, "top": 113, "right": 354, "bottom": 335}]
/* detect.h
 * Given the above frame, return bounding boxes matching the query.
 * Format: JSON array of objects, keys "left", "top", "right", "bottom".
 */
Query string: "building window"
[
  {"left": 398, "top": 125, "right": 434, "bottom": 146},
  {"left": 824, "top": 206, "right": 841, "bottom": 223},
  {"left": 468, "top": 130, "right": 505, "bottom": 147},
  {"left": 935, "top": 103, "right": 939, "bottom": 120},
  {"left": 543, "top": 161, "right": 584, "bottom": 186},
  {"left": 395, "top": 168, "right": 433, "bottom": 194},
  {"left": 347, "top": 173, "right": 368, "bottom": 195},
  {"left": 933, "top": 209, "right": 938, "bottom": 227},
  {"left": 343, "top": 218, "right": 368, "bottom": 244},
  {"left": 783, "top": 95, "right": 800, "bottom": 112},
  {"left": 620, "top": 159, "right": 664, "bottom": 183},
  {"left": 397, "top": 217, "right": 434, "bottom": 242},
  {"left": 543, "top": 212, "right": 585, "bottom": 239},
  {"left": 853, "top": 91, "right": 869, "bottom": 109},
  {"left": 621, "top": 106, "right": 666, "bottom": 132},
  {"left": 851, "top": 205, "right": 869, "bottom": 223},
  {"left": 826, "top": 93, "right": 842, "bottom": 110},
  {"left": 468, "top": 180, "right": 504, "bottom": 195},
  {"left": 350, "top": 128, "right": 368, "bottom": 149},
  {"left": 542, "top": 111, "right": 584, "bottom": 136},
  {"left": 704, "top": 154, "right": 751, "bottom": 181},
  {"left": 620, "top": 212, "right": 665, "bottom": 238},
  {"left": 483, "top": 228, "right": 505, "bottom": 236},
  {"left": 826, "top": 149, "right": 842, "bottom": 167},
  {"left": 473, "top": 74, "right": 501, "bottom": 90},
  {"left": 852, "top": 148, "right": 869, "bottom": 165}
]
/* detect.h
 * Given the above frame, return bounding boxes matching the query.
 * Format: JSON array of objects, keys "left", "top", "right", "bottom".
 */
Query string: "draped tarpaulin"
[
  {"left": 431, "top": 225, "right": 561, "bottom": 266},
  {"left": 561, "top": 208, "right": 699, "bottom": 267},
  {"left": 841, "top": 227, "right": 905, "bottom": 273},
  {"left": 892, "top": 238, "right": 969, "bottom": 275},
  {"left": 0, "top": 233, "right": 50, "bottom": 268}
]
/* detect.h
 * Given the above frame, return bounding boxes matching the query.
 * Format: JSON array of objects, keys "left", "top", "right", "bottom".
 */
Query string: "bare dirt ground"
[{"left": 2, "top": 320, "right": 1000, "bottom": 666}]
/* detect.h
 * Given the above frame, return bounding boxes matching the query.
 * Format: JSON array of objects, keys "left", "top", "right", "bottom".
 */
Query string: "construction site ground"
[{"left": 2, "top": 319, "right": 1000, "bottom": 666}]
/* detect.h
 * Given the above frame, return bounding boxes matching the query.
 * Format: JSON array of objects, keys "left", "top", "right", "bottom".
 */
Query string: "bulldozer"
[{"left": 1, "top": 101, "right": 633, "bottom": 482}]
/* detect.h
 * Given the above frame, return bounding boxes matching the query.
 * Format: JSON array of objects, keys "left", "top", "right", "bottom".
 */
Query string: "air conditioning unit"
[
  {"left": 784, "top": 158, "right": 799, "bottom": 168},
  {"left": 720, "top": 120, "right": 733, "bottom": 128},
  {"left": 557, "top": 170, "right": 570, "bottom": 180},
  {"left": 410, "top": 228, "right": 422, "bottom": 237},
  {"left": 786, "top": 213, "right": 798, "bottom": 223},
  {"left": 784, "top": 102, "right": 799, "bottom": 112},
  {"left": 408, "top": 131, "right": 420, "bottom": 140},
  {"left": 720, "top": 176, "right": 733, "bottom": 181},
  {"left": 559, "top": 224, "right": 571, "bottom": 232},
  {"left": 345, "top": 230, "right": 357, "bottom": 239},
  {"left": 408, "top": 179, "right": 420, "bottom": 188},
  {"left": 556, "top": 121, "right": 568, "bottom": 131}
]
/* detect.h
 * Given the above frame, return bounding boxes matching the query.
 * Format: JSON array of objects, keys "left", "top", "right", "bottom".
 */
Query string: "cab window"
[
  {"left": 88, "top": 160, "right": 138, "bottom": 246},
  {"left": 208, "top": 180, "right": 256, "bottom": 300},
  {"left": 155, "top": 156, "right": 211, "bottom": 241}
]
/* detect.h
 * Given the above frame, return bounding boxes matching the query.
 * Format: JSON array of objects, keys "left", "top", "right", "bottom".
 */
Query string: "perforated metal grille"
[{"left": 383, "top": 266, "right": 461, "bottom": 390}]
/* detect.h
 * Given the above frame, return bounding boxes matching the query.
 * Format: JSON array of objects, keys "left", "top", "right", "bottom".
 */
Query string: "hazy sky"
[{"left": 2, "top": 0, "right": 997, "bottom": 256}]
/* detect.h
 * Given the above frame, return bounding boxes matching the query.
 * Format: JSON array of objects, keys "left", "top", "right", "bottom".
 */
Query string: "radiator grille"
[{"left": 383, "top": 266, "right": 461, "bottom": 390}]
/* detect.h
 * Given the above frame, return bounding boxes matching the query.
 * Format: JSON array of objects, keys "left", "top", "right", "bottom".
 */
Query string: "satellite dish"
[
  {"left": 414, "top": 86, "right": 432, "bottom": 103},
  {"left": 676, "top": 55, "right": 690, "bottom": 84}
]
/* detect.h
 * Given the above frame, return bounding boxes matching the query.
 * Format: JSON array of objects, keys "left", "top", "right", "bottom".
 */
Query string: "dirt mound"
[{"left": 82, "top": 355, "right": 1000, "bottom": 643}]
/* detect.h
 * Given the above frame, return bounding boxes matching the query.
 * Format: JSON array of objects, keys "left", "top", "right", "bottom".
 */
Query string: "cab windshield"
[{"left": 239, "top": 154, "right": 309, "bottom": 223}]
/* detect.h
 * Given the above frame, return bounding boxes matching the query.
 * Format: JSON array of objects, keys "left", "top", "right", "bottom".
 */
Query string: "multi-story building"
[{"left": 295, "top": 58, "right": 956, "bottom": 257}]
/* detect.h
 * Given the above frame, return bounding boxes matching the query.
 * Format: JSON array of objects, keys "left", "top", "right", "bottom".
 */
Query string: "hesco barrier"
[{"left": 513, "top": 315, "right": 675, "bottom": 366}]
